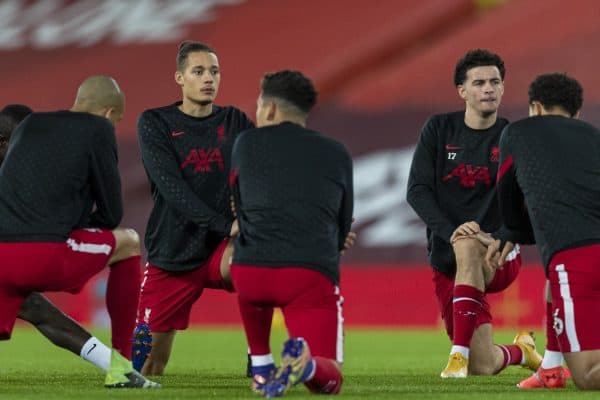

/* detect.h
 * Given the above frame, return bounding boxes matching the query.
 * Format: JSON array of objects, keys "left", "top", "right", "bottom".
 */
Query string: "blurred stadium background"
[{"left": 2, "top": 0, "right": 598, "bottom": 330}]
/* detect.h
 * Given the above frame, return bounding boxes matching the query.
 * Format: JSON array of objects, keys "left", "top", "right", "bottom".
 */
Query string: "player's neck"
[
  {"left": 179, "top": 99, "right": 213, "bottom": 118},
  {"left": 464, "top": 108, "right": 497, "bottom": 130}
]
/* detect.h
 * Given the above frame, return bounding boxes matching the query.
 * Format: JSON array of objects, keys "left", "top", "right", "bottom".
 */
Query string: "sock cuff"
[{"left": 251, "top": 354, "right": 274, "bottom": 367}]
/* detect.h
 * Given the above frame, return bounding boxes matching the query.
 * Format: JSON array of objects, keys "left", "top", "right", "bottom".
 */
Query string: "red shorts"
[
  {"left": 231, "top": 264, "right": 344, "bottom": 363},
  {"left": 433, "top": 245, "right": 521, "bottom": 339},
  {"left": 548, "top": 244, "right": 600, "bottom": 353},
  {"left": 0, "top": 228, "right": 115, "bottom": 339},
  {"left": 137, "top": 239, "right": 232, "bottom": 332}
]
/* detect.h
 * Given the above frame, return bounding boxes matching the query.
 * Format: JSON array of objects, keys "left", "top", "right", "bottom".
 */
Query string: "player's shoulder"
[
  {"left": 215, "top": 104, "right": 245, "bottom": 116},
  {"left": 422, "top": 111, "right": 464, "bottom": 134},
  {"left": 215, "top": 105, "right": 255, "bottom": 128},
  {"left": 505, "top": 116, "right": 552, "bottom": 136},
  {"left": 34, "top": 111, "right": 113, "bottom": 134},
  {"left": 140, "top": 102, "right": 179, "bottom": 119},
  {"left": 427, "top": 111, "right": 464, "bottom": 125}
]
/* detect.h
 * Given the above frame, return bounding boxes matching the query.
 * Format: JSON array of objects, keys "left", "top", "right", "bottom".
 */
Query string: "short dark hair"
[
  {"left": 260, "top": 70, "right": 318, "bottom": 114},
  {"left": 1, "top": 104, "right": 33, "bottom": 124},
  {"left": 176, "top": 41, "right": 216, "bottom": 71},
  {"left": 454, "top": 49, "right": 505, "bottom": 86},
  {"left": 0, "top": 104, "right": 32, "bottom": 141},
  {"left": 528, "top": 73, "right": 583, "bottom": 117}
]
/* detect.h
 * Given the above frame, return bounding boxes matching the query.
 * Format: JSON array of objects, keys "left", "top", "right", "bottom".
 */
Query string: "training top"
[
  {"left": 0, "top": 111, "right": 122, "bottom": 241},
  {"left": 230, "top": 122, "right": 354, "bottom": 285},
  {"left": 138, "top": 102, "right": 254, "bottom": 271},
  {"left": 407, "top": 111, "right": 530, "bottom": 276},
  {"left": 498, "top": 115, "right": 600, "bottom": 274}
]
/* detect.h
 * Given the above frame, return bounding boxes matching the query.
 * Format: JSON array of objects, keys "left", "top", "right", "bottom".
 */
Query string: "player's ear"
[
  {"left": 266, "top": 101, "right": 277, "bottom": 121},
  {"left": 573, "top": 110, "right": 581, "bottom": 119},
  {"left": 457, "top": 85, "right": 467, "bottom": 101},
  {"left": 528, "top": 101, "right": 543, "bottom": 117},
  {"left": 175, "top": 70, "right": 184, "bottom": 86}
]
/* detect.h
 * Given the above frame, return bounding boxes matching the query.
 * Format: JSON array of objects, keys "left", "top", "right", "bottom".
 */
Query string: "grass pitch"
[{"left": 2, "top": 327, "right": 597, "bottom": 399}]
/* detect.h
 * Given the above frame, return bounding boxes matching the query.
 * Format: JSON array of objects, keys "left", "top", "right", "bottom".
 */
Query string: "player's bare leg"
[
  {"left": 445, "top": 237, "right": 540, "bottom": 376},
  {"left": 110, "top": 228, "right": 142, "bottom": 264},
  {"left": 220, "top": 239, "right": 235, "bottom": 289},
  {"left": 18, "top": 293, "right": 159, "bottom": 388},
  {"left": 564, "top": 350, "right": 600, "bottom": 389},
  {"left": 469, "top": 323, "right": 506, "bottom": 375},
  {"left": 18, "top": 292, "right": 89, "bottom": 353},
  {"left": 454, "top": 237, "right": 489, "bottom": 291},
  {"left": 141, "top": 330, "right": 176, "bottom": 376},
  {"left": 442, "top": 238, "right": 497, "bottom": 376}
]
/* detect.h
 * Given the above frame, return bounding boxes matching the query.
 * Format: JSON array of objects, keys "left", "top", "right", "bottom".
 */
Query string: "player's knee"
[
  {"left": 305, "top": 374, "right": 343, "bottom": 394},
  {"left": 18, "top": 292, "right": 49, "bottom": 323},
  {"left": 468, "top": 360, "right": 497, "bottom": 376},
  {"left": 453, "top": 237, "right": 484, "bottom": 255},
  {"left": 572, "top": 372, "right": 600, "bottom": 390},
  {"left": 453, "top": 238, "right": 486, "bottom": 270},
  {"left": 113, "top": 228, "right": 141, "bottom": 257}
]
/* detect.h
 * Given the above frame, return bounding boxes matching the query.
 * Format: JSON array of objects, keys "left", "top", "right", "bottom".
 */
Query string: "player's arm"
[
  {"left": 338, "top": 149, "right": 354, "bottom": 251},
  {"left": 88, "top": 120, "right": 123, "bottom": 229},
  {"left": 406, "top": 118, "right": 456, "bottom": 242},
  {"left": 229, "top": 134, "right": 244, "bottom": 236},
  {"left": 138, "top": 111, "right": 232, "bottom": 237},
  {"left": 494, "top": 127, "right": 535, "bottom": 245}
]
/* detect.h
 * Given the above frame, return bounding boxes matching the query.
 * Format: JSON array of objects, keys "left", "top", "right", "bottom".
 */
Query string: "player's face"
[
  {"left": 458, "top": 66, "right": 504, "bottom": 117},
  {"left": 176, "top": 51, "right": 220, "bottom": 106}
]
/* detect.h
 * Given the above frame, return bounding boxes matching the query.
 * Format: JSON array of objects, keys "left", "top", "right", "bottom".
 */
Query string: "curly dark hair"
[
  {"left": 528, "top": 73, "right": 583, "bottom": 117},
  {"left": 454, "top": 49, "right": 505, "bottom": 86},
  {"left": 260, "top": 70, "right": 318, "bottom": 114}
]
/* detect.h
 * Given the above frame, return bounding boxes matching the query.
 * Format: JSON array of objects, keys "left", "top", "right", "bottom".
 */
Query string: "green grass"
[{"left": 1, "top": 327, "right": 596, "bottom": 399}]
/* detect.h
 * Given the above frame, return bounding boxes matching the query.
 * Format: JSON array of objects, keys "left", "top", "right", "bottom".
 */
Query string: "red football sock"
[
  {"left": 106, "top": 255, "right": 141, "bottom": 359},
  {"left": 237, "top": 298, "right": 273, "bottom": 355},
  {"left": 545, "top": 301, "right": 560, "bottom": 351},
  {"left": 497, "top": 344, "right": 523, "bottom": 370},
  {"left": 452, "top": 285, "right": 483, "bottom": 347},
  {"left": 304, "top": 356, "right": 343, "bottom": 394}
]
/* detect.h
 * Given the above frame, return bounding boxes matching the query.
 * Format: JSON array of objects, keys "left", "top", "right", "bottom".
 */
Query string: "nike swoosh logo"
[
  {"left": 86, "top": 343, "right": 97, "bottom": 355},
  {"left": 171, "top": 131, "right": 185, "bottom": 137},
  {"left": 445, "top": 145, "right": 462, "bottom": 150}
]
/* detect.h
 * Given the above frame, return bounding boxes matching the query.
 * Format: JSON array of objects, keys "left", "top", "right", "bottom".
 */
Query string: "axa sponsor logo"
[
  {"left": 0, "top": 0, "right": 243, "bottom": 49},
  {"left": 180, "top": 148, "right": 224, "bottom": 172},
  {"left": 442, "top": 163, "right": 491, "bottom": 188}
]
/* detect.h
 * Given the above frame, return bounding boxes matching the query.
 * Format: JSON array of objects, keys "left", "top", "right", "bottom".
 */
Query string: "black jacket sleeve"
[
  {"left": 88, "top": 120, "right": 123, "bottom": 229},
  {"left": 406, "top": 118, "right": 456, "bottom": 242},
  {"left": 494, "top": 127, "right": 535, "bottom": 244},
  {"left": 138, "top": 110, "right": 231, "bottom": 237},
  {"left": 338, "top": 148, "right": 354, "bottom": 251}
]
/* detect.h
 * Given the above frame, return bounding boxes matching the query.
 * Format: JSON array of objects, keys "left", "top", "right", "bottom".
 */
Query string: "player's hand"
[
  {"left": 230, "top": 195, "right": 237, "bottom": 217},
  {"left": 450, "top": 221, "right": 481, "bottom": 244},
  {"left": 341, "top": 231, "right": 357, "bottom": 255},
  {"left": 230, "top": 219, "right": 239, "bottom": 237},
  {"left": 485, "top": 240, "right": 514, "bottom": 270},
  {"left": 473, "top": 231, "right": 494, "bottom": 246}
]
